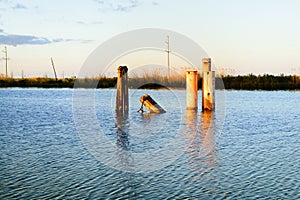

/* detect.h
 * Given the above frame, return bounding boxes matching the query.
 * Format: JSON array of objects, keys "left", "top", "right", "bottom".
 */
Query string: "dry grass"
[
  {"left": 1, "top": 72, "right": 299, "bottom": 90},
  {"left": 129, "top": 69, "right": 186, "bottom": 89}
]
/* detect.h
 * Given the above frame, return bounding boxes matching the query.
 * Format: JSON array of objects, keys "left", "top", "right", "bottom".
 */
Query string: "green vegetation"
[
  {"left": 0, "top": 74, "right": 299, "bottom": 90},
  {"left": 0, "top": 77, "right": 117, "bottom": 88},
  {"left": 0, "top": 77, "right": 75, "bottom": 88},
  {"left": 219, "top": 74, "right": 300, "bottom": 90}
]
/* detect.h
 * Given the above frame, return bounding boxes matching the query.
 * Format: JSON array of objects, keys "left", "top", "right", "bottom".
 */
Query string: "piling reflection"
[
  {"left": 132, "top": 112, "right": 168, "bottom": 138},
  {"left": 183, "top": 110, "right": 218, "bottom": 170},
  {"left": 116, "top": 112, "right": 129, "bottom": 149},
  {"left": 199, "top": 111, "right": 216, "bottom": 156},
  {"left": 183, "top": 110, "right": 220, "bottom": 196},
  {"left": 115, "top": 111, "right": 133, "bottom": 171}
]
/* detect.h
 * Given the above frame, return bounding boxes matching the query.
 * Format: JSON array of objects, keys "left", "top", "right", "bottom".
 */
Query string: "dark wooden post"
[
  {"left": 139, "top": 94, "right": 166, "bottom": 113},
  {"left": 116, "top": 66, "right": 129, "bottom": 114}
]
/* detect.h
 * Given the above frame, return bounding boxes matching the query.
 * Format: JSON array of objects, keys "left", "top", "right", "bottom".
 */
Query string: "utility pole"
[
  {"left": 3, "top": 46, "right": 8, "bottom": 78},
  {"left": 50, "top": 57, "right": 58, "bottom": 81},
  {"left": 165, "top": 35, "right": 170, "bottom": 78}
]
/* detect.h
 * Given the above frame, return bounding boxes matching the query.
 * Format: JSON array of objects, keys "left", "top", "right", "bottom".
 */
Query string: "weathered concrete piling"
[
  {"left": 186, "top": 70, "right": 198, "bottom": 110},
  {"left": 116, "top": 66, "right": 129, "bottom": 113},
  {"left": 139, "top": 94, "right": 166, "bottom": 113},
  {"left": 202, "top": 58, "right": 215, "bottom": 111},
  {"left": 185, "top": 58, "right": 215, "bottom": 111}
]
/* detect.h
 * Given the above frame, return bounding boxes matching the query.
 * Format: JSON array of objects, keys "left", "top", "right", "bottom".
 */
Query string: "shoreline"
[{"left": 0, "top": 74, "right": 299, "bottom": 90}]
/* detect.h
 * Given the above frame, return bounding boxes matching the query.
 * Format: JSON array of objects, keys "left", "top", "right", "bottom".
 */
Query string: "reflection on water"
[
  {"left": 183, "top": 110, "right": 218, "bottom": 169},
  {"left": 115, "top": 108, "right": 219, "bottom": 173},
  {"left": 115, "top": 111, "right": 133, "bottom": 172},
  {"left": 116, "top": 112, "right": 129, "bottom": 149},
  {"left": 183, "top": 110, "right": 220, "bottom": 197},
  {"left": 200, "top": 111, "right": 217, "bottom": 156},
  {"left": 2, "top": 89, "right": 299, "bottom": 199},
  {"left": 184, "top": 110, "right": 217, "bottom": 158}
]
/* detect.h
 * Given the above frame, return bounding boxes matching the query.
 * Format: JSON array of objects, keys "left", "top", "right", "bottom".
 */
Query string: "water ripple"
[{"left": 0, "top": 89, "right": 299, "bottom": 199}]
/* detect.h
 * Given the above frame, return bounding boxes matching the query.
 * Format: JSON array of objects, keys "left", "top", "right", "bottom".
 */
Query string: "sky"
[{"left": 0, "top": 0, "right": 300, "bottom": 77}]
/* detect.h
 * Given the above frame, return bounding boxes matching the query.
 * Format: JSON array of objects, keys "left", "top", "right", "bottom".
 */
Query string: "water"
[{"left": 0, "top": 88, "right": 299, "bottom": 199}]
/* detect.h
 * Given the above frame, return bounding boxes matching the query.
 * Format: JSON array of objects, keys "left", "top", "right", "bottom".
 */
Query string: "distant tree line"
[
  {"left": 218, "top": 74, "right": 300, "bottom": 90},
  {"left": 0, "top": 77, "right": 75, "bottom": 88},
  {"left": 0, "top": 77, "right": 117, "bottom": 88},
  {"left": 0, "top": 74, "right": 299, "bottom": 90}
]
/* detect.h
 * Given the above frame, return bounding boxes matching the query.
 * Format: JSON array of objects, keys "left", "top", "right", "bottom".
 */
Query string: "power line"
[
  {"left": 2, "top": 46, "right": 8, "bottom": 78},
  {"left": 165, "top": 35, "right": 171, "bottom": 77}
]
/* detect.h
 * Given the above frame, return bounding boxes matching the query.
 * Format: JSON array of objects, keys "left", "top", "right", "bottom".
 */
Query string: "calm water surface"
[{"left": 0, "top": 89, "right": 299, "bottom": 199}]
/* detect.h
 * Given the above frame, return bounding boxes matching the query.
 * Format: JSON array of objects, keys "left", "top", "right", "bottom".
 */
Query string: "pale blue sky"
[{"left": 0, "top": 0, "right": 300, "bottom": 77}]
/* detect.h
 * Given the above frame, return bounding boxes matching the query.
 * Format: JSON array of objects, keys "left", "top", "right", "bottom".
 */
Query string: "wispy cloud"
[
  {"left": 76, "top": 21, "right": 86, "bottom": 25},
  {"left": 0, "top": 1, "right": 27, "bottom": 10},
  {"left": 94, "top": 0, "right": 141, "bottom": 12},
  {"left": 92, "top": 21, "right": 103, "bottom": 24},
  {"left": 0, "top": 29, "right": 92, "bottom": 46},
  {"left": 12, "top": 3, "right": 27, "bottom": 9},
  {"left": 152, "top": 1, "right": 158, "bottom": 6},
  {"left": 0, "top": 34, "right": 50, "bottom": 46},
  {"left": 0, "top": 1, "right": 27, "bottom": 23},
  {"left": 76, "top": 20, "right": 103, "bottom": 25}
]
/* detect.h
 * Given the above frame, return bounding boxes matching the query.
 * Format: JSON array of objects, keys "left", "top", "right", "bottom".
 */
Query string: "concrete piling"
[
  {"left": 202, "top": 58, "right": 215, "bottom": 111},
  {"left": 116, "top": 66, "right": 129, "bottom": 114},
  {"left": 186, "top": 70, "right": 198, "bottom": 110}
]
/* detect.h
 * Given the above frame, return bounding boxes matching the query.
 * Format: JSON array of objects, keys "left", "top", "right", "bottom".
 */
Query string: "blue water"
[{"left": 0, "top": 89, "right": 299, "bottom": 199}]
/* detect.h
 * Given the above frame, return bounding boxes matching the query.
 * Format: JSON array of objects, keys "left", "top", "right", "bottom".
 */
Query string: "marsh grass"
[
  {"left": 129, "top": 70, "right": 186, "bottom": 89},
  {"left": 0, "top": 77, "right": 75, "bottom": 88},
  {"left": 0, "top": 73, "right": 299, "bottom": 90}
]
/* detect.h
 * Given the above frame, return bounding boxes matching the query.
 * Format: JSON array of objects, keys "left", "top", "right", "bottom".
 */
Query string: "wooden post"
[
  {"left": 202, "top": 58, "right": 215, "bottom": 111},
  {"left": 116, "top": 66, "right": 128, "bottom": 114},
  {"left": 116, "top": 66, "right": 123, "bottom": 112},
  {"left": 140, "top": 94, "right": 166, "bottom": 113},
  {"left": 124, "top": 69, "right": 128, "bottom": 113},
  {"left": 186, "top": 70, "right": 198, "bottom": 110}
]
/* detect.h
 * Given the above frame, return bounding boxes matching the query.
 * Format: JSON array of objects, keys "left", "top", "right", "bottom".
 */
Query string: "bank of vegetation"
[
  {"left": 220, "top": 74, "right": 300, "bottom": 90},
  {"left": 0, "top": 74, "right": 299, "bottom": 90}
]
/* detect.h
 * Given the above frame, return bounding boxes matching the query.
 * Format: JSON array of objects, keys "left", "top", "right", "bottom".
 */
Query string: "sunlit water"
[{"left": 0, "top": 89, "right": 299, "bottom": 199}]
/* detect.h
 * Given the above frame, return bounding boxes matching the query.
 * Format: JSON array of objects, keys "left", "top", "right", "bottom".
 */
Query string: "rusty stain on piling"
[
  {"left": 186, "top": 70, "right": 198, "bottom": 110},
  {"left": 202, "top": 58, "right": 215, "bottom": 111}
]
